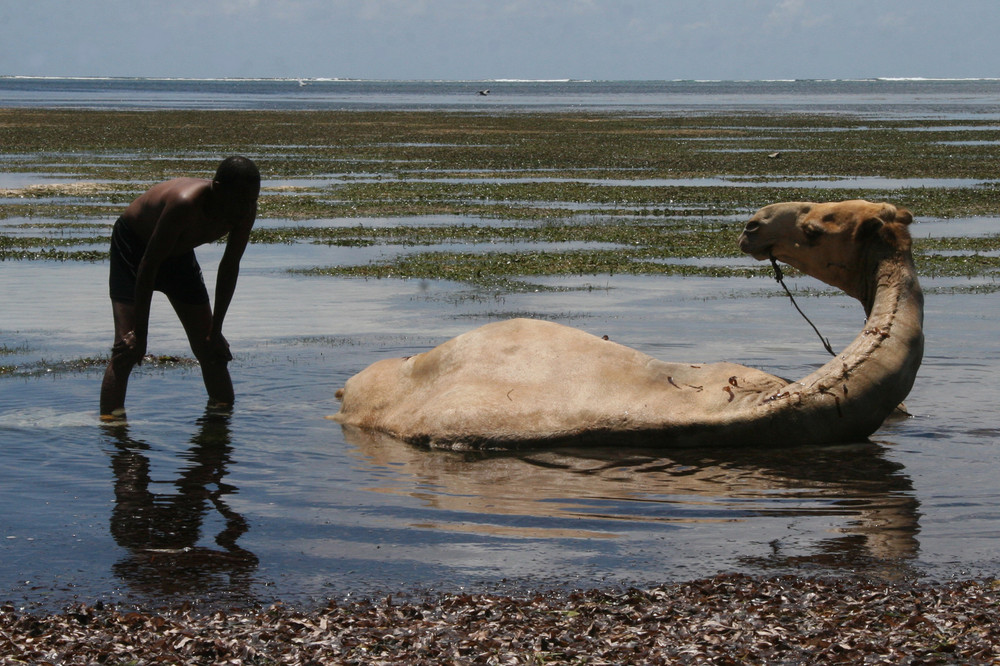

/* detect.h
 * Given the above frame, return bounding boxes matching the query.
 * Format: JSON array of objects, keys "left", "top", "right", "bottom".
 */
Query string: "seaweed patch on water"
[
  {"left": 3, "top": 108, "right": 1000, "bottom": 283},
  {"left": 0, "top": 354, "right": 198, "bottom": 378},
  {"left": 294, "top": 248, "right": 764, "bottom": 292},
  {"left": 0, "top": 234, "right": 108, "bottom": 247},
  {"left": 915, "top": 235, "right": 1000, "bottom": 253},
  {"left": 10, "top": 221, "right": 111, "bottom": 231},
  {"left": 284, "top": 219, "right": 765, "bottom": 290},
  {"left": 924, "top": 282, "right": 1000, "bottom": 295},
  {"left": 0, "top": 182, "right": 115, "bottom": 199},
  {"left": 0, "top": 202, "right": 121, "bottom": 220},
  {"left": 0, "top": 342, "right": 30, "bottom": 356},
  {"left": 915, "top": 252, "right": 1000, "bottom": 278},
  {"left": 4, "top": 110, "right": 1000, "bottom": 212},
  {"left": 253, "top": 220, "right": 740, "bottom": 251},
  {"left": 0, "top": 247, "right": 107, "bottom": 262},
  {"left": 0, "top": 228, "right": 110, "bottom": 261}
]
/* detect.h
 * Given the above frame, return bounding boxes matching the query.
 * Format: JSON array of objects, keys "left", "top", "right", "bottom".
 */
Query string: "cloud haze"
[{"left": 1, "top": 0, "right": 997, "bottom": 80}]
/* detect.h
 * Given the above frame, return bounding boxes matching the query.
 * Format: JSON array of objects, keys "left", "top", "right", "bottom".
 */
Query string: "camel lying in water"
[{"left": 331, "top": 200, "right": 924, "bottom": 450}]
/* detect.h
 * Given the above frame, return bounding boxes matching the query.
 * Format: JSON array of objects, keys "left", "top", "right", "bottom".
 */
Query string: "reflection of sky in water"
[
  {"left": 937, "top": 140, "right": 1000, "bottom": 146},
  {"left": 910, "top": 216, "right": 1000, "bottom": 238},
  {"left": 899, "top": 125, "right": 1000, "bottom": 132}
]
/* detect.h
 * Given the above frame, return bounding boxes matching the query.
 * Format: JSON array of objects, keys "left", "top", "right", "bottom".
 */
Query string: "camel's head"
[{"left": 739, "top": 199, "right": 914, "bottom": 299}]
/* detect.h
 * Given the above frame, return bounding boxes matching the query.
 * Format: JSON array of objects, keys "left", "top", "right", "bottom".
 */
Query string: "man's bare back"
[{"left": 121, "top": 177, "right": 254, "bottom": 256}]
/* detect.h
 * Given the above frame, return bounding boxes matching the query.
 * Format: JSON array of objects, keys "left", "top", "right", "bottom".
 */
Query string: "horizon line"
[{"left": 4, "top": 75, "right": 1000, "bottom": 84}]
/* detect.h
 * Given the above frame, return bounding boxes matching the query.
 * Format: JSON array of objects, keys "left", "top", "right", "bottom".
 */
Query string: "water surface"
[
  {"left": 6, "top": 78, "right": 1000, "bottom": 118},
  {"left": 1, "top": 229, "right": 998, "bottom": 612},
  {"left": 2, "top": 79, "right": 1000, "bottom": 610}
]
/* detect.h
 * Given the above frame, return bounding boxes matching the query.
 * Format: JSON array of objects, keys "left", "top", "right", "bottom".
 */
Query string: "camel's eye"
[{"left": 802, "top": 223, "right": 824, "bottom": 243}]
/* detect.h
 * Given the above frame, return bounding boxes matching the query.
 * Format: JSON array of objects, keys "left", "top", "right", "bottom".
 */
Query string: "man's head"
[{"left": 213, "top": 156, "right": 261, "bottom": 201}]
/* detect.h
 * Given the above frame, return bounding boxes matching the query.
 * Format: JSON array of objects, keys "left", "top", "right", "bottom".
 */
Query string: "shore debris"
[{"left": 3, "top": 574, "right": 1000, "bottom": 664}]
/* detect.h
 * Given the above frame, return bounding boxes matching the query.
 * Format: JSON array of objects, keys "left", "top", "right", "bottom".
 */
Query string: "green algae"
[
  {"left": 0, "top": 234, "right": 108, "bottom": 247},
  {"left": 2, "top": 107, "right": 1000, "bottom": 186},
  {"left": 295, "top": 242, "right": 999, "bottom": 290},
  {"left": 0, "top": 343, "right": 28, "bottom": 356},
  {"left": 12, "top": 221, "right": 110, "bottom": 231},
  {"left": 0, "top": 354, "right": 199, "bottom": 378},
  {"left": 0, "top": 109, "right": 1000, "bottom": 182},
  {"left": 924, "top": 282, "right": 1000, "bottom": 295},
  {"left": 295, "top": 246, "right": 764, "bottom": 293},
  {"left": 0, "top": 233, "right": 107, "bottom": 261},
  {"left": 253, "top": 220, "right": 738, "bottom": 252},
  {"left": 916, "top": 252, "right": 1000, "bottom": 278},
  {"left": 0, "top": 248, "right": 106, "bottom": 261},
  {"left": 916, "top": 235, "right": 1000, "bottom": 252},
  {"left": 2, "top": 107, "right": 999, "bottom": 283}
]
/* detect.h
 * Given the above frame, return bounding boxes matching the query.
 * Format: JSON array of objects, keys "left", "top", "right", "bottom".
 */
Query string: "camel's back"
[{"left": 333, "top": 318, "right": 787, "bottom": 448}]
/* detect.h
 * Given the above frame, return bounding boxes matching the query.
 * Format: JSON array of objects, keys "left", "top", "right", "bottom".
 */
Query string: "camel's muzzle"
[{"left": 738, "top": 221, "right": 770, "bottom": 260}]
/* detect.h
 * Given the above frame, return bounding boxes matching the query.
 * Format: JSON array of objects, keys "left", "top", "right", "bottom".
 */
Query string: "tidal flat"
[
  {"left": 3, "top": 107, "right": 1000, "bottom": 661},
  {"left": 2, "top": 108, "right": 999, "bottom": 294}
]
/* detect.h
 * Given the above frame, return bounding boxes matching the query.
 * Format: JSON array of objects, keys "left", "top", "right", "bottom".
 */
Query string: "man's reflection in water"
[{"left": 103, "top": 409, "right": 257, "bottom": 600}]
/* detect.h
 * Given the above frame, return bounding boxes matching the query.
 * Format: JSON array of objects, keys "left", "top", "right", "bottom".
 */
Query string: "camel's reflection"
[
  {"left": 342, "top": 425, "right": 920, "bottom": 574},
  {"left": 102, "top": 410, "right": 257, "bottom": 599}
]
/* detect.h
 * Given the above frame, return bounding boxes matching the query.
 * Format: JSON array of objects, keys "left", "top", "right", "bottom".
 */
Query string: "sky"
[{"left": 2, "top": 0, "right": 999, "bottom": 81}]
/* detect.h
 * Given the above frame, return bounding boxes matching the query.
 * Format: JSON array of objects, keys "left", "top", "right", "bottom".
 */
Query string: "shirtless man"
[{"left": 100, "top": 156, "right": 260, "bottom": 420}]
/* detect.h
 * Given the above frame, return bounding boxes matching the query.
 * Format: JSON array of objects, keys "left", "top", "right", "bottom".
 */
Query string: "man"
[{"left": 100, "top": 156, "right": 260, "bottom": 420}]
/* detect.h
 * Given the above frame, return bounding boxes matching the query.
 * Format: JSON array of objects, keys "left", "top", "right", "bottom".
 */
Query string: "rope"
[{"left": 770, "top": 255, "right": 836, "bottom": 357}]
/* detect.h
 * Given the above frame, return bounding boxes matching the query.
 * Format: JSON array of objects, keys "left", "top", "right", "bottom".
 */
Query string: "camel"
[{"left": 331, "top": 199, "right": 924, "bottom": 450}]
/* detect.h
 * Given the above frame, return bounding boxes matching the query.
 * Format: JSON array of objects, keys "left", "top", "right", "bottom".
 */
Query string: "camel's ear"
[
  {"left": 857, "top": 216, "right": 884, "bottom": 242},
  {"left": 874, "top": 203, "right": 912, "bottom": 225},
  {"left": 859, "top": 208, "right": 914, "bottom": 249},
  {"left": 874, "top": 204, "right": 898, "bottom": 222}
]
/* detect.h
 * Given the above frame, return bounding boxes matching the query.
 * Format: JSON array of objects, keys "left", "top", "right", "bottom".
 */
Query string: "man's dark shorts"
[{"left": 109, "top": 217, "right": 210, "bottom": 305}]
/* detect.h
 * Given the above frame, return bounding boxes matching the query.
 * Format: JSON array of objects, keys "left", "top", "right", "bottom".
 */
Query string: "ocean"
[{"left": 3, "top": 76, "right": 1000, "bottom": 117}]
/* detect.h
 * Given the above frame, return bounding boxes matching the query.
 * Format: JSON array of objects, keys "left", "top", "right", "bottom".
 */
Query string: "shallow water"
[
  {"left": 2, "top": 223, "right": 999, "bottom": 612},
  {"left": 6, "top": 78, "right": 1000, "bottom": 118}
]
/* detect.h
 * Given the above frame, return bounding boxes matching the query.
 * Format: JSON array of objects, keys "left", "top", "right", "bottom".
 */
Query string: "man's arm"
[{"left": 208, "top": 207, "right": 255, "bottom": 359}]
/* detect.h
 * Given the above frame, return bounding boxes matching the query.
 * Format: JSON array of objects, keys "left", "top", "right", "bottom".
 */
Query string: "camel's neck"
[
  {"left": 857, "top": 249, "right": 916, "bottom": 318},
  {"left": 769, "top": 251, "right": 924, "bottom": 441},
  {"left": 845, "top": 251, "right": 924, "bottom": 382}
]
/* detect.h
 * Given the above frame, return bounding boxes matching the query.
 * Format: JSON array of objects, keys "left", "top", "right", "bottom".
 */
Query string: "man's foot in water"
[
  {"left": 99, "top": 408, "right": 127, "bottom": 424},
  {"left": 206, "top": 400, "right": 233, "bottom": 413}
]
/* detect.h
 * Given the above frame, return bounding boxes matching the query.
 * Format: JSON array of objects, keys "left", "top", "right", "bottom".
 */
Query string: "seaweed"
[{"left": 1, "top": 108, "right": 998, "bottom": 280}]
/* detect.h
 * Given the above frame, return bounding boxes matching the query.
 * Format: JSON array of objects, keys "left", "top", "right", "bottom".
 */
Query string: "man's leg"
[
  {"left": 100, "top": 300, "right": 138, "bottom": 418},
  {"left": 171, "top": 299, "right": 235, "bottom": 407}
]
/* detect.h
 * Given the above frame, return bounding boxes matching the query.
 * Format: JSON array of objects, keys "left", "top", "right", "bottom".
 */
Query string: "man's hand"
[
  {"left": 113, "top": 330, "right": 146, "bottom": 366},
  {"left": 208, "top": 332, "right": 233, "bottom": 363}
]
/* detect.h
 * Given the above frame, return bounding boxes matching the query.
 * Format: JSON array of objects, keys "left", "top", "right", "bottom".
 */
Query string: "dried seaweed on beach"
[{"left": 3, "top": 574, "right": 1000, "bottom": 664}]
